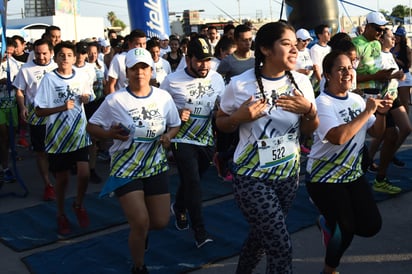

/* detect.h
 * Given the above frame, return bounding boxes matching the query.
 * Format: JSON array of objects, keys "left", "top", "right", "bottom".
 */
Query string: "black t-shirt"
[{"left": 13, "top": 52, "right": 29, "bottom": 63}]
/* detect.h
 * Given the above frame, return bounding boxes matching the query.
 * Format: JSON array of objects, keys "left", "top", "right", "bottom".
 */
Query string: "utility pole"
[
  {"left": 269, "top": 0, "right": 273, "bottom": 21},
  {"left": 237, "top": 0, "right": 241, "bottom": 23}
]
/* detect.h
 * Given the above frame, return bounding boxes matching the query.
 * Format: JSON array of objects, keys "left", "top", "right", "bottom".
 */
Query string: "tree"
[
  {"left": 113, "top": 19, "right": 126, "bottom": 30},
  {"left": 390, "top": 5, "right": 412, "bottom": 23},
  {"left": 107, "top": 11, "right": 117, "bottom": 26},
  {"left": 107, "top": 11, "right": 126, "bottom": 31}
]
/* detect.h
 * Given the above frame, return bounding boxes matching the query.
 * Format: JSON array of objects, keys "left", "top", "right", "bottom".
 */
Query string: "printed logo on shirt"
[{"left": 338, "top": 102, "right": 362, "bottom": 123}]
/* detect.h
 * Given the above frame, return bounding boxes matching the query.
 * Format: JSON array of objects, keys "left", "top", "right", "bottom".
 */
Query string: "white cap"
[
  {"left": 125, "top": 48, "right": 154, "bottom": 68},
  {"left": 159, "top": 33, "right": 169, "bottom": 40},
  {"left": 296, "top": 28, "right": 313, "bottom": 40},
  {"left": 99, "top": 39, "right": 110, "bottom": 47},
  {"left": 366, "top": 11, "right": 388, "bottom": 26}
]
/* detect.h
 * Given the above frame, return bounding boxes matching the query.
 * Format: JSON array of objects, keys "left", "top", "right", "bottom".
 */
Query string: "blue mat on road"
[
  {"left": 0, "top": 166, "right": 232, "bottom": 252},
  {"left": 0, "top": 193, "right": 125, "bottom": 252},
  {"left": 21, "top": 186, "right": 319, "bottom": 274}
]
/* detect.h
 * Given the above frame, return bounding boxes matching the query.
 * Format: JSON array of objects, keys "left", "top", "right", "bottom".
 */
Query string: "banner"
[
  {"left": 127, "top": 0, "right": 170, "bottom": 38},
  {"left": 0, "top": 0, "right": 7, "bottom": 57},
  {"left": 55, "top": 0, "right": 79, "bottom": 15}
]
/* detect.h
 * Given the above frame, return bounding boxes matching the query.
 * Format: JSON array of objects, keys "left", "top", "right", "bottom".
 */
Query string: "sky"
[{"left": 5, "top": 0, "right": 410, "bottom": 26}]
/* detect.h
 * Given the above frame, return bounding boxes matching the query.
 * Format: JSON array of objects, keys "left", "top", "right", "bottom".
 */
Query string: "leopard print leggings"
[{"left": 233, "top": 174, "right": 299, "bottom": 274}]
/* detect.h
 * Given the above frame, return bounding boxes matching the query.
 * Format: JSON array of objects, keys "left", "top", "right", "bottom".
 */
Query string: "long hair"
[{"left": 254, "top": 21, "right": 301, "bottom": 100}]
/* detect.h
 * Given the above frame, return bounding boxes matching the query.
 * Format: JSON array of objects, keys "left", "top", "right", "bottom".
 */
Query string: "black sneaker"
[
  {"left": 131, "top": 265, "right": 148, "bottom": 274},
  {"left": 90, "top": 169, "right": 102, "bottom": 184},
  {"left": 170, "top": 202, "right": 189, "bottom": 230},
  {"left": 367, "top": 162, "right": 379, "bottom": 173},
  {"left": 194, "top": 226, "right": 213, "bottom": 248},
  {"left": 392, "top": 156, "right": 405, "bottom": 168}
]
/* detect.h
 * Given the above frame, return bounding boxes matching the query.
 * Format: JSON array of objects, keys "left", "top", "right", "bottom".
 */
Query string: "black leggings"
[{"left": 306, "top": 176, "right": 382, "bottom": 268}]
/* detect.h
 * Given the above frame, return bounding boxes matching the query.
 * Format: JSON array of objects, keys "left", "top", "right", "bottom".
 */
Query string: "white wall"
[{"left": 8, "top": 15, "right": 105, "bottom": 42}]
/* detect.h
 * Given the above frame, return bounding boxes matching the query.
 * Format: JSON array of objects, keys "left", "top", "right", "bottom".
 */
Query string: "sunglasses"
[{"left": 372, "top": 24, "right": 385, "bottom": 33}]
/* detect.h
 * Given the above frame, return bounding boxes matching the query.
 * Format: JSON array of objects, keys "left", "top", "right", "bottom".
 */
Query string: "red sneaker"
[
  {"left": 57, "top": 214, "right": 71, "bottom": 235},
  {"left": 43, "top": 184, "right": 56, "bottom": 201},
  {"left": 72, "top": 203, "right": 90, "bottom": 228},
  {"left": 17, "top": 138, "right": 30, "bottom": 148}
]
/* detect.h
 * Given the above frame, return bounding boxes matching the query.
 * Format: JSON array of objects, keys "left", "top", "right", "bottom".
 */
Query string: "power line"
[{"left": 81, "top": 0, "right": 127, "bottom": 9}]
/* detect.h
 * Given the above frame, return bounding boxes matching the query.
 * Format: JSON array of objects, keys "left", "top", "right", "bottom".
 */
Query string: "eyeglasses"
[
  {"left": 297, "top": 39, "right": 311, "bottom": 43},
  {"left": 372, "top": 24, "right": 385, "bottom": 33}
]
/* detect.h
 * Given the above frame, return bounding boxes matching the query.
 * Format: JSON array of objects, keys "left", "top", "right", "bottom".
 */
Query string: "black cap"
[
  {"left": 187, "top": 38, "right": 212, "bottom": 60},
  {"left": 75, "top": 42, "right": 88, "bottom": 54}
]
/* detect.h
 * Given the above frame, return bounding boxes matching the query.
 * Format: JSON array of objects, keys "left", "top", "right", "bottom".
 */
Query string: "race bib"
[{"left": 257, "top": 133, "right": 298, "bottom": 169}]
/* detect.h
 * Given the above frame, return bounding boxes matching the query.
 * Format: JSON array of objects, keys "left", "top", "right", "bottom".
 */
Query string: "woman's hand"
[
  {"left": 364, "top": 96, "right": 392, "bottom": 116},
  {"left": 110, "top": 124, "right": 130, "bottom": 141},
  {"left": 232, "top": 96, "right": 267, "bottom": 123},
  {"left": 275, "top": 89, "right": 312, "bottom": 115}
]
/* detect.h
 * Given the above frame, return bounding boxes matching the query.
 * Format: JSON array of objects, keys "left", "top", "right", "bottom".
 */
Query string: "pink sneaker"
[
  {"left": 222, "top": 172, "right": 233, "bottom": 182},
  {"left": 300, "top": 144, "right": 311, "bottom": 154}
]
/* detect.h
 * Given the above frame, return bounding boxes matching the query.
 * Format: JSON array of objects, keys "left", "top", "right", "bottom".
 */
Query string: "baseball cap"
[
  {"left": 99, "top": 39, "right": 110, "bottom": 48},
  {"left": 296, "top": 28, "right": 313, "bottom": 41},
  {"left": 75, "top": 42, "right": 88, "bottom": 54},
  {"left": 125, "top": 48, "right": 154, "bottom": 68},
  {"left": 159, "top": 33, "right": 169, "bottom": 40},
  {"left": 187, "top": 37, "right": 213, "bottom": 60},
  {"left": 395, "top": 26, "right": 407, "bottom": 37},
  {"left": 366, "top": 11, "right": 388, "bottom": 26}
]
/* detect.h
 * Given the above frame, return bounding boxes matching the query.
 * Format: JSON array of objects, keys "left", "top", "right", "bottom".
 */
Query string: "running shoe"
[
  {"left": 367, "top": 162, "right": 379, "bottom": 174},
  {"left": 57, "top": 214, "right": 71, "bottom": 235},
  {"left": 194, "top": 226, "right": 213, "bottom": 248},
  {"left": 373, "top": 178, "right": 402, "bottom": 194},
  {"left": 170, "top": 202, "right": 189, "bottom": 230},
  {"left": 392, "top": 156, "right": 405, "bottom": 168},
  {"left": 72, "top": 203, "right": 90, "bottom": 228},
  {"left": 17, "top": 138, "right": 30, "bottom": 149},
  {"left": 43, "top": 184, "right": 56, "bottom": 201},
  {"left": 3, "top": 169, "right": 15, "bottom": 183},
  {"left": 300, "top": 144, "right": 311, "bottom": 154}
]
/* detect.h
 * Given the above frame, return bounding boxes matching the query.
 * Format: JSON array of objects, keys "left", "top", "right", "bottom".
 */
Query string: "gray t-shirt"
[{"left": 217, "top": 52, "right": 255, "bottom": 84}]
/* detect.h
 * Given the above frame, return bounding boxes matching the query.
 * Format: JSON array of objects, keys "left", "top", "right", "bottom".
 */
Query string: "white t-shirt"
[
  {"left": 107, "top": 52, "right": 128, "bottom": 90},
  {"left": 378, "top": 51, "right": 399, "bottom": 98},
  {"left": 89, "top": 87, "right": 181, "bottom": 196},
  {"left": 210, "top": 57, "right": 221, "bottom": 71},
  {"left": 220, "top": 69, "right": 316, "bottom": 181},
  {"left": 310, "top": 43, "right": 331, "bottom": 75},
  {"left": 34, "top": 69, "right": 93, "bottom": 153},
  {"left": 307, "top": 91, "right": 375, "bottom": 183},
  {"left": 74, "top": 62, "right": 96, "bottom": 92},
  {"left": 160, "top": 68, "right": 225, "bottom": 146},
  {"left": 12, "top": 60, "right": 57, "bottom": 125},
  {"left": 154, "top": 58, "right": 172, "bottom": 85},
  {"left": 0, "top": 57, "right": 21, "bottom": 108},
  {"left": 295, "top": 48, "right": 314, "bottom": 72}
]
